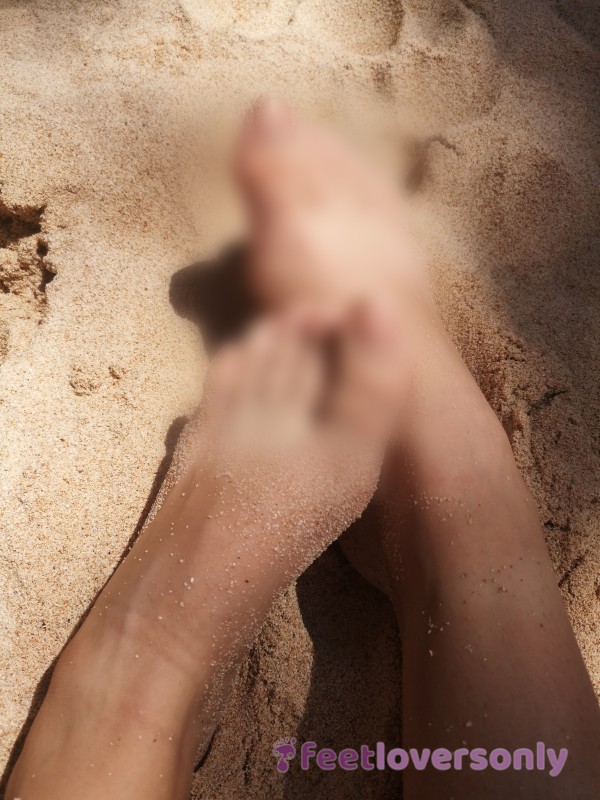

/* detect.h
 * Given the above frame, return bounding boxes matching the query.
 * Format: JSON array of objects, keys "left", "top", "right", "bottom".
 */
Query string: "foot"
[
  {"left": 235, "top": 99, "right": 600, "bottom": 800},
  {"left": 236, "top": 96, "right": 427, "bottom": 312},
  {"left": 235, "top": 97, "right": 506, "bottom": 596},
  {"left": 8, "top": 305, "right": 408, "bottom": 800},
  {"left": 99, "top": 306, "right": 407, "bottom": 664}
]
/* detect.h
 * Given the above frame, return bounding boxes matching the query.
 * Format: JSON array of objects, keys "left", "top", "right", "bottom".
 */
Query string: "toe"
[
  {"left": 260, "top": 309, "right": 325, "bottom": 416},
  {"left": 259, "top": 317, "right": 302, "bottom": 408},
  {"left": 237, "top": 101, "right": 338, "bottom": 219},
  {"left": 204, "top": 343, "right": 242, "bottom": 405},
  {"left": 237, "top": 318, "right": 280, "bottom": 402},
  {"left": 236, "top": 96, "right": 296, "bottom": 207},
  {"left": 246, "top": 95, "right": 295, "bottom": 141},
  {"left": 328, "top": 299, "right": 406, "bottom": 443},
  {"left": 230, "top": 313, "right": 325, "bottom": 446}
]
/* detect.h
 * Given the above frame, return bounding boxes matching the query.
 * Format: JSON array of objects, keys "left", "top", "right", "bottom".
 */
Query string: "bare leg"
[
  {"left": 236, "top": 98, "right": 600, "bottom": 798},
  {"left": 6, "top": 307, "right": 406, "bottom": 800},
  {"left": 380, "top": 299, "right": 600, "bottom": 797}
]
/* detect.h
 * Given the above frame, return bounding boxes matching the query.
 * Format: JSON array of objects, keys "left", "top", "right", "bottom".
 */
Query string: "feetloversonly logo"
[{"left": 273, "top": 740, "right": 568, "bottom": 777}]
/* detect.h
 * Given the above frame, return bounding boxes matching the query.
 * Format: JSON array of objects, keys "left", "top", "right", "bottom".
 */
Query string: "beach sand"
[{"left": 0, "top": 1, "right": 599, "bottom": 797}]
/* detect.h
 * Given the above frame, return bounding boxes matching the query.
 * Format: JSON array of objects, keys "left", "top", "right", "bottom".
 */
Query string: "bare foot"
[
  {"left": 157, "top": 305, "right": 406, "bottom": 629},
  {"left": 236, "top": 96, "right": 426, "bottom": 311},
  {"left": 91, "top": 307, "right": 407, "bottom": 685},
  {"left": 234, "top": 99, "right": 600, "bottom": 800},
  {"left": 7, "top": 305, "right": 407, "bottom": 800},
  {"left": 235, "top": 96, "right": 439, "bottom": 592}
]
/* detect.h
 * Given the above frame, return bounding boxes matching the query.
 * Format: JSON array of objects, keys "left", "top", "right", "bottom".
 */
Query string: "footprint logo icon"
[{"left": 273, "top": 737, "right": 297, "bottom": 774}]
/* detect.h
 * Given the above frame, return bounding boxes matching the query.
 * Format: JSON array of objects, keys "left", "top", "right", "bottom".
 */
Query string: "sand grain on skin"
[{"left": 1, "top": 1, "right": 599, "bottom": 798}]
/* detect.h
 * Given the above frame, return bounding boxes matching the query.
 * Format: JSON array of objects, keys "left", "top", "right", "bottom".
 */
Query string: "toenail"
[{"left": 253, "top": 95, "right": 289, "bottom": 137}]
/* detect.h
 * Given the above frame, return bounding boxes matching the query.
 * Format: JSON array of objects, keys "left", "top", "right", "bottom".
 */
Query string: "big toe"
[
  {"left": 246, "top": 95, "right": 295, "bottom": 140},
  {"left": 236, "top": 96, "right": 296, "bottom": 204}
]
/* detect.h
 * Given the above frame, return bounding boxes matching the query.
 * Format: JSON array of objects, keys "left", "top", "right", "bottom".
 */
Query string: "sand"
[{"left": 0, "top": 0, "right": 599, "bottom": 797}]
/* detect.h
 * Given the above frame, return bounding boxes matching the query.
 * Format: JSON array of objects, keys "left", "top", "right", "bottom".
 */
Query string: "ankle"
[
  {"left": 393, "top": 294, "right": 509, "bottom": 466},
  {"left": 56, "top": 613, "right": 204, "bottom": 721}
]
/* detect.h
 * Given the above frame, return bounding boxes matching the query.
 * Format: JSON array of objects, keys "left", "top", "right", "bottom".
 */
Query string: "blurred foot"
[
  {"left": 235, "top": 97, "right": 499, "bottom": 598},
  {"left": 93, "top": 303, "right": 409, "bottom": 673},
  {"left": 236, "top": 96, "right": 427, "bottom": 312}
]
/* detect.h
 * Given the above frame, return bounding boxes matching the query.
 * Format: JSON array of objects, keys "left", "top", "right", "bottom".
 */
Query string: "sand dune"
[{"left": 1, "top": 1, "right": 599, "bottom": 797}]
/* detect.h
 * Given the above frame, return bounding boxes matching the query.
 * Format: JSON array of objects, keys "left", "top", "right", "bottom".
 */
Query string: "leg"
[
  {"left": 236, "top": 98, "right": 600, "bottom": 797},
  {"left": 380, "top": 299, "right": 600, "bottom": 797},
  {"left": 6, "top": 307, "right": 405, "bottom": 800}
]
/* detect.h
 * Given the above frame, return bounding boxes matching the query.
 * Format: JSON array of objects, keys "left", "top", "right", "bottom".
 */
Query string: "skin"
[
  {"left": 7, "top": 97, "right": 600, "bottom": 800},
  {"left": 6, "top": 306, "right": 407, "bottom": 800},
  {"left": 235, "top": 97, "right": 600, "bottom": 798}
]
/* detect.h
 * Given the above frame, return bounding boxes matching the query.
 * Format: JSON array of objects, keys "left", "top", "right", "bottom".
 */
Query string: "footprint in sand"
[
  {"left": 0, "top": 196, "right": 53, "bottom": 315},
  {"left": 293, "top": 0, "right": 403, "bottom": 56},
  {"left": 179, "top": 0, "right": 298, "bottom": 38},
  {"left": 0, "top": 195, "right": 54, "bottom": 364},
  {"left": 181, "top": 0, "right": 402, "bottom": 54}
]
